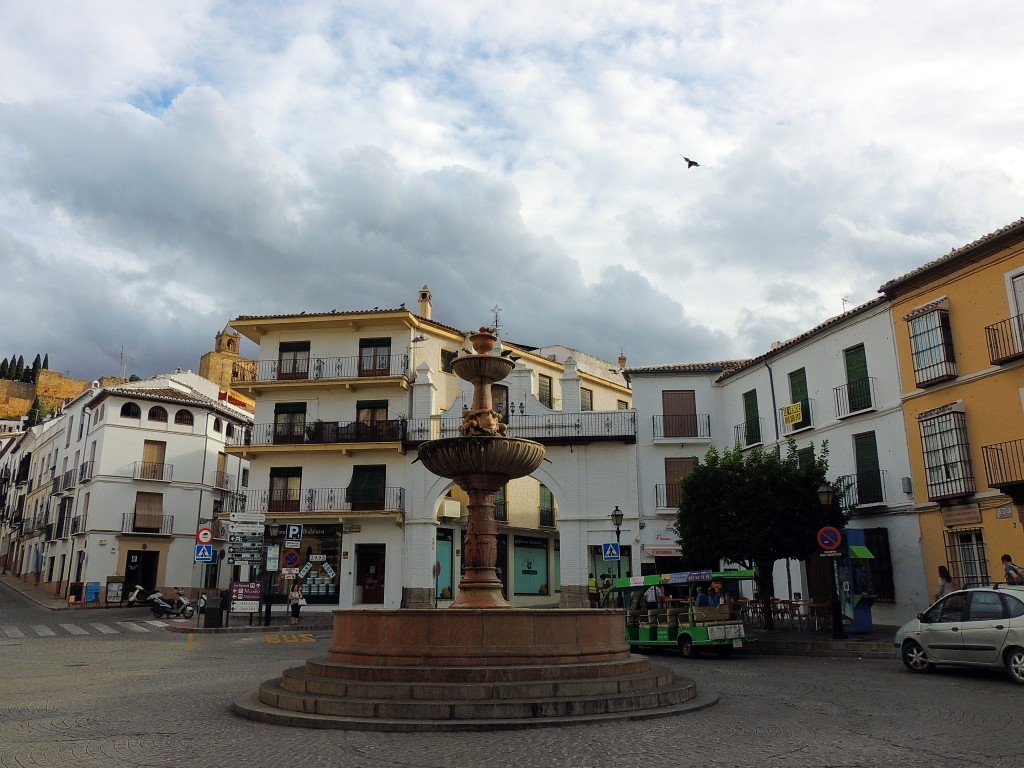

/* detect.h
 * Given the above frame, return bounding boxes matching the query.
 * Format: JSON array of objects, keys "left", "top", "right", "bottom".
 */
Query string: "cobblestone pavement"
[{"left": 1, "top": 625, "right": 1021, "bottom": 768}]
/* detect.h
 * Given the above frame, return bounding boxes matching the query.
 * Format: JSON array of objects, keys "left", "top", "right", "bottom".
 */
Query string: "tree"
[
  {"left": 0, "top": 358, "right": 7, "bottom": 379},
  {"left": 42, "top": 353, "right": 49, "bottom": 370},
  {"left": 31, "top": 354, "right": 41, "bottom": 383},
  {"left": 14, "top": 355, "right": 24, "bottom": 380},
  {"left": 24, "top": 397, "right": 46, "bottom": 427},
  {"left": 674, "top": 440, "right": 849, "bottom": 630}
]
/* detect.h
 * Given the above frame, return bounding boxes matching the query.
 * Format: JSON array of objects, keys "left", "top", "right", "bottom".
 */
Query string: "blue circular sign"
[{"left": 817, "top": 526, "right": 842, "bottom": 551}]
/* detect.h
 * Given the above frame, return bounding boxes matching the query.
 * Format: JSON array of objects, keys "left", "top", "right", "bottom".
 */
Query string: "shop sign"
[
  {"left": 322, "top": 563, "right": 337, "bottom": 578},
  {"left": 644, "top": 547, "right": 681, "bottom": 556},
  {"left": 941, "top": 503, "right": 982, "bottom": 527},
  {"left": 996, "top": 505, "right": 1013, "bottom": 520},
  {"left": 310, "top": 554, "right": 326, "bottom": 562}
]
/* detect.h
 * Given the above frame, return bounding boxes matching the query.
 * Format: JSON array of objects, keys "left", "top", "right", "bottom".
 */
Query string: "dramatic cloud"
[{"left": 2, "top": 2, "right": 1023, "bottom": 380}]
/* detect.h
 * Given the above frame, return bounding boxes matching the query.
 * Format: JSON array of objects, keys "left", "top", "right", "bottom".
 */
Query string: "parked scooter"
[
  {"left": 126, "top": 584, "right": 157, "bottom": 607},
  {"left": 147, "top": 588, "right": 196, "bottom": 619}
]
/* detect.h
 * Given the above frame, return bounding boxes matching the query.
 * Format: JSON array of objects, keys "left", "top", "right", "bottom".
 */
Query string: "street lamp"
[
  {"left": 263, "top": 518, "right": 280, "bottom": 626},
  {"left": 610, "top": 506, "right": 624, "bottom": 579},
  {"left": 817, "top": 484, "right": 847, "bottom": 640}
]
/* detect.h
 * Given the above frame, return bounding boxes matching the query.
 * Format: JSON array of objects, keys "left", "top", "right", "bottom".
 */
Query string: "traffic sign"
[
  {"left": 227, "top": 557, "right": 262, "bottom": 565},
  {"left": 602, "top": 542, "right": 621, "bottom": 561},
  {"left": 195, "top": 544, "right": 214, "bottom": 563},
  {"left": 229, "top": 522, "right": 264, "bottom": 534},
  {"left": 229, "top": 534, "right": 264, "bottom": 544},
  {"left": 283, "top": 549, "right": 300, "bottom": 568},
  {"left": 196, "top": 527, "right": 213, "bottom": 545},
  {"left": 230, "top": 512, "right": 266, "bottom": 523},
  {"left": 817, "top": 526, "right": 842, "bottom": 551}
]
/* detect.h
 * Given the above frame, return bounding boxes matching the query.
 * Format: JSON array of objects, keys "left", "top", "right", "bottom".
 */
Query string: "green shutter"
[
  {"left": 853, "top": 432, "right": 882, "bottom": 504},
  {"left": 742, "top": 390, "right": 760, "bottom": 444},
  {"left": 789, "top": 368, "right": 808, "bottom": 403},
  {"left": 844, "top": 346, "right": 871, "bottom": 411}
]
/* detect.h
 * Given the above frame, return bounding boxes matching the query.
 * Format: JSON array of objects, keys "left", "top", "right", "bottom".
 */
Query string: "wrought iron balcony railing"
[
  {"left": 982, "top": 439, "right": 1024, "bottom": 488},
  {"left": 70, "top": 516, "right": 83, "bottom": 535},
  {"left": 231, "top": 354, "right": 410, "bottom": 384},
  {"left": 50, "top": 476, "right": 63, "bottom": 495},
  {"left": 404, "top": 410, "right": 636, "bottom": 446},
  {"left": 213, "top": 471, "right": 235, "bottom": 489},
  {"left": 779, "top": 398, "right": 815, "bottom": 435},
  {"left": 653, "top": 414, "right": 711, "bottom": 439},
  {"left": 984, "top": 314, "right": 1024, "bottom": 365},
  {"left": 925, "top": 467, "right": 976, "bottom": 501},
  {"left": 834, "top": 378, "right": 876, "bottom": 419},
  {"left": 539, "top": 505, "right": 555, "bottom": 527},
  {"left": 733, "top": 418, "right": 764, "bottom": 448},
  {"left": 240, "top": 486, "right": 406, "bottom": 514},
  {"left": 232, "top": 420, "right": 406, "bottom": 447},
  {"left": 78, "top": 461, "right": 94, "bottom": 484},
  {"left": 133, "top": 462, "right": 173, "bottom": 481},
  {"left": 61, "top": 469, "right": 76, "bottom": 494},
  {"left": 837, "top": 470, "right": 887, "bottom": 507},
  {"left": 655, "top": 483, "right": 683, "bottom": 509},
  {"left": 494, "top": 498, "right": 507, "bottom": 522},
  {"left": 121, "top": 512, "right": 174, "bottom": 535}
]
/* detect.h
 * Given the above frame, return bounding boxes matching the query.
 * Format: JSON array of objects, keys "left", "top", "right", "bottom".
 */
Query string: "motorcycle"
[
  {"left": 126, "top": 584, "right": 157, "bottom": 607},
  {"left": 147, "top": 588, "right": 196, "bottom": 619}
]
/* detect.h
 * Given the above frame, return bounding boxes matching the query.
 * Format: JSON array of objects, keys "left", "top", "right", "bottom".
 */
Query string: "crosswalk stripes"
[
  {"left": 60, "top": 623, "right": 89, "bottom": 635},
  {"left": 89, "top": 622, "right": 119, "bottom": 634},
  {"left": 2, "top": 626, "right": 25, "bottom": 638},
  {"left": 31, "top": 624, "right": 56, "bottom": 636},
  {"left": 0, "top": 620, "right": 170, "bottom": 638},
  {"left": 117, "top": 621, "right": 150, "bottom": 633}
]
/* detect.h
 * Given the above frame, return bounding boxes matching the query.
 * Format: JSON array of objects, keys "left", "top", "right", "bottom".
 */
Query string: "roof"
[
  {"left": 88, "top": 383, "right": 251, "bottom": 421},
  {"left": 879, "top": 217, "right": 1024, "bottom": 295},
  {"left": 717, "top": 296, "right": 888, "bottom": 381},
  {"left": 624, "top": 361, "right": 750, "bottom": 378},
  {"left": 231, "top": 307, "right": 465, "bottom": 338}
]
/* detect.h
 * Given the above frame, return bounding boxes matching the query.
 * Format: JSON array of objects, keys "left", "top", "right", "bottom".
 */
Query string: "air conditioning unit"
[{"left": 439, "top": 499, "right": 461, "bottom": 518}]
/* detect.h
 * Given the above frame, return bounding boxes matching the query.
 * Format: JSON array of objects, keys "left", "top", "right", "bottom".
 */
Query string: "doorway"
[
  {"left": 355, "top": 544, "right": 386, "bottom": 604},
  {"left": 125, "top": 549, "right": 160, "bottom": 591}
]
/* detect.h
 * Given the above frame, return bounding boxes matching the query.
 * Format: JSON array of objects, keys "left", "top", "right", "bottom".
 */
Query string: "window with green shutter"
[
  {"left": 742, "top": 390, "right": 761, "bottom": 445},
  {"left": 853, "top": 431, "right": 883, "bottom": 504},
  {"left": 844, "top": 345, "right": 872, "bottom": 412},
  {"left": 787, "top": 368, "right": 811, "bottom": 429}
]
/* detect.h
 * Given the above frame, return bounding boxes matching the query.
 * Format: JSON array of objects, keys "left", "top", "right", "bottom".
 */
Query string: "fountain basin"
[{"left": 417, "top": 436, "right": 545, "bottom": 485}]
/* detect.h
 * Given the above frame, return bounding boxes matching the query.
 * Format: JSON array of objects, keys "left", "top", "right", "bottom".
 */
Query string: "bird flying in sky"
[{"left": 680, "top": 155, "right": 700, "bottom": 168}]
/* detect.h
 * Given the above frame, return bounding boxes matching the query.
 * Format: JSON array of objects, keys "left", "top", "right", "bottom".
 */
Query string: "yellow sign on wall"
[{"left": 782, "top": 403, "right": 803, "bottom": 425}]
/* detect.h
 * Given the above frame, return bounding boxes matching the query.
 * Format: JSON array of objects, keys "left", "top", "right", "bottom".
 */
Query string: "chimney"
[{"left": 418, "top": 285, "right": 432, "bottom": 320}]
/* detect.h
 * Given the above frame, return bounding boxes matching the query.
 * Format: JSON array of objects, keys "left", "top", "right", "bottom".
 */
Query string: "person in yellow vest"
[{"left": 588, "top": 573, "right": 598, "bottom": 607}]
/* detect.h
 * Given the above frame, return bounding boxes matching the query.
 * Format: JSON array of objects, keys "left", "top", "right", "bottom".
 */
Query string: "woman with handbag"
[{"left": 289, "top": 583, "right": 305, "bottom": 625}]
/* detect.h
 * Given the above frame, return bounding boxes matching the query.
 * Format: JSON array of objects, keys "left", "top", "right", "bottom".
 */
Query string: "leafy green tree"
[
  {"left": 14, "top": 355, "right": 24, "bottom": 380},
  {"left": 674, "top": 440, "right": 849, "bottom": 630},
  {"left": 0, "top": 358, "right": 7, "bottom": 379},
  {"left": 24, "top": 397, "right": 46, "bottom": 427}
]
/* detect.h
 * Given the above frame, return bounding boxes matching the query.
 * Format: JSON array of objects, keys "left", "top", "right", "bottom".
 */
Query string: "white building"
[{"left": 0, "top": 371, "right": 250, "bottom": 602}]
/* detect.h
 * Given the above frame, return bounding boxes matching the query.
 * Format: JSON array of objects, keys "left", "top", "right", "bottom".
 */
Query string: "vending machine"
[{"left": 836, "top": 528, "right": 876, "bottom": 633}]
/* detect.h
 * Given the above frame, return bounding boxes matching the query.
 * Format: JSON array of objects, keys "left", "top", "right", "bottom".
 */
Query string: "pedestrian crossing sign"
[
  {"left": 602, "top": 543, "right": 620, "bottom": 561},
  {"left": 195, "top": 544, "right": 214, "bottom": 563}
]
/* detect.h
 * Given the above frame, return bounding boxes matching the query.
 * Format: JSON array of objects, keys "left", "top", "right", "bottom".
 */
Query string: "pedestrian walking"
[
  {"left": 1001, "top": 554, "right": 1024, "bottom": 584},
  {"left": 934, "top": 565, "right": 959, "bottom": 601}
]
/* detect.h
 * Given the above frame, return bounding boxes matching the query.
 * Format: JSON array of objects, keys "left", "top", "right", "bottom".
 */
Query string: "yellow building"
[{"left": 881, "top": 218, "right": 1024, "bottom": 588}]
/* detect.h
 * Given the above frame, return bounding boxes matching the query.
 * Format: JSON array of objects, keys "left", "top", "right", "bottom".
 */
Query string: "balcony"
[
  {"left": 655, "top": 483, "right": 683, "bottom": 509},
  {"left": 779, "top": 399, "right": 815, "bottom": 435},
  {"left": 50, "top": 476, "right": 63, "bottom": 495},
  {"left": 70, "top": 516, "right": 83, "bottom": 535},
  {"left": 213, "top": 471, "right": 235, "bottom": 489},
  {"left": 78, "top": 461, "right": 94, "bottom": 484},
  {"left": 133, "top": 462, "right": 173, "bottom": 481},
  {"left": 240, "top": 486, "right": 405, "bottom": 515},
  {"left": 653, "top": 414, "right": 711, "bottom": 440},
  {"left": 985, "top": 314, "right": 1024, "bottom": 365},
  {"left": 539, "top": 505, "right": 555, "bottom": 527},
  {"left": 837, "top": 470, "right": 887, "bottom": 508},
  {"left": 231, "top": 354, "right": 411, "bottom": 392},
  {"left": 121, "top": 512, "right": 174, "bottom": 535},
  {"left": 982, "top": 439, "right": 1024, "bottom": 502},
  {"left": 834, "top": 378, "right": 876, "bottom": 419},
  {"left": 494, "top": 498, "right": 507, "bottom": 522},
  {"left": 404, "top": 410, "right": 637, "bottom": 447},
  {"left": 733, "top": 418, "right": 764, "bottom": 448},
  {"left": 61, "top": 469, "right": 76, "bottom": 494},
  {"left": 231, "top": 420, "right": 406, "bottom": 451}
]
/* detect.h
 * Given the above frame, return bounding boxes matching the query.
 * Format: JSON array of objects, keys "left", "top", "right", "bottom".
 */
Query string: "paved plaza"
[{"left": 2, "top": 581, "right": 1021, "bottom": 768}]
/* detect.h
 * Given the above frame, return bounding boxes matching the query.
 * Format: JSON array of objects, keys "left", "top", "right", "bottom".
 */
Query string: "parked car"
[{"left": 895, "top": 585, "right": 1024, "bottom": 684}]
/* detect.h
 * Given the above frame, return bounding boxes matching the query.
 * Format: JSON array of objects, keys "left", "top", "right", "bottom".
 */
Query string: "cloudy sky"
[{"left": 2, "top": 1, "right": 1024, "bottom": 381}]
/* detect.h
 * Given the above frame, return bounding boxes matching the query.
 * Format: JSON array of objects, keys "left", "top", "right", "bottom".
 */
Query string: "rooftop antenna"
[
  {"left": 490, "top": 304, "right": 503, "bottom": 337},
  {"left": 841, "top": 296, "right": 852, "bottom": 312},
  {"left": 118, "top": 345, "right": 136, "bottom": 379}
]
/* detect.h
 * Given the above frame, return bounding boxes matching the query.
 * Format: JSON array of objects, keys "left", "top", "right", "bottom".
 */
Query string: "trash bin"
[{"left": 203, "top": 597, "right": 224, "bottom": 629}]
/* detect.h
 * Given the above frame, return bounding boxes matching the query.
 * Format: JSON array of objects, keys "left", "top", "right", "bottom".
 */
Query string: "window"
[
  {"left": 513, "top": 536, "right": 549, "bottom": 596},
  {"left": 907, "top": 304, "right": 956, "bottom": 386},
  {"left": 347, "top": 465, "right": 386, "bottom": 510},
  {"left": 273, "top": 402, "right": 306, "bottom": 444},
  {"left": 919, "top": 404, "right": 975, "bottom": 499},
  {"left": 853, "top": 432, "right": 883, "bottom": 504},
  {"left": 134, "top": 492, "right": 163, "bottom": 531},
  {"left": 148, "top": 406, "right": 167, "bottom": 423},
  {"left": 967, "top": 592, "right": 1004, "bottom": 621},
  {"left": 359, "top": 338, "right": 391, "bottom": 377},
  {"left": 843, "top": 345, "right": 872, "bottom": 412},
  {"left": 277, "top": 341, "right": 310, "bottom": 380},
  {"left": 494, "top": 486, "right": 507, "bottom": 522},
  {"left": 225, "top": 423, "right": 234, "bottom": 438},
  {"left": 77, "top": 415, "right": 84, "bottom": 441},
  {"left": 740, "top": 390, "right": 761, "bottom": 446},
  {"left": 121, "top": 402, "right": 140, "bottom": 418},
  {"left": 441, "top": 350, "right": 457, "bottom": 374},
  {"left": 538, "top": 374, "right": 553, "bottom": 409},
  {"left": 617, "top": 400, "right": 628, "bottom": 410},
  {"left": 269, "top": 467, "right": 301, "bottom": 512},
  {"left": 492, "top": 385, "right": 509, "bottom": 421},
  {"left": 661, "top": 390, "right": 698, "bottom": 437},
  {"left": 786, "top": 368, "right": 811, "bottom": 430},
  {"left": 66, "top": 416, "right": 73, "bottom": 447},
  {"left": 944, "top": 527, "right": 989, "bottom": 588},
  {"left": 141, "top": 441, "right": 167, "bottom": 480},
  {"left": 862, "top": 528, "right": 896, "bottom": 602},
  {"left": 213, "top": 417, "right": 222, "bottom": 433},
  {"left": 174, "top": 409, "right": 193, "bottom": 426},
  {"left": 539, "top": 484, "right": 555, "bottom": 527},
  {"left": 580, "top": 387, "right": 593, "bottom": 412},
  {"left": 663, "top": 457, "right": 696, "bottom": 507},
  {"left": 241, "top": 468, "right": 249, "bottom": 487},
  {"left": 356, "top": 400, "right": 394, "bottom": 439},
  {"left": 796, "top": 447, "right": 814, "bottom": 470}
]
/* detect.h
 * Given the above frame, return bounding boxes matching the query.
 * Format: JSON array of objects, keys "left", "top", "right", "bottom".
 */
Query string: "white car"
[{"left": 895, "top": 585, "right": 1024, "bottom": 684}]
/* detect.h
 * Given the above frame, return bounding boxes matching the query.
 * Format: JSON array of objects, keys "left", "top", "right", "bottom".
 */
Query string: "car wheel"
[
  {"left": 1004, "top": 647, "right": 1024, "bottom": 685},
  {"left": 901, "top": 640, "right": 935, "bottom": 673},
  {"left": 678, "top": 634, "right": 698, "bottom": 658}
]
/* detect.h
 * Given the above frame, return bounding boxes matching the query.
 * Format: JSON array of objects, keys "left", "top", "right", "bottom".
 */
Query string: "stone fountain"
[{"left": 234, "top": 327, "right": 711, "bottom": 730}]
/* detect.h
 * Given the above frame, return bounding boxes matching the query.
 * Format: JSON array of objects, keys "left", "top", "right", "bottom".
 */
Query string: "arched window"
[
  {"left": 120, "top": 402, "right": 141, "bottom": 419},
  {"left": 174, "top": 409, "right": 194, "bottom": 426},
  {"left": 225, "top": 423, "right": 235, "bottom": 438},
  {"left": 213, "top": 418, "right": 222, "bottom": 433},
  {"left": 148, "top": 406, "right": 168, "bottom": 423}
]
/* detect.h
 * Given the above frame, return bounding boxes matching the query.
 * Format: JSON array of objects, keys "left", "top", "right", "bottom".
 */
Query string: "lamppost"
[
  {"left": 610, "top": 506, "right": 624, "bottom": 579},
  {"left": 263, "top": 519, "right": 280, "bottom": 627},
  {"left": 816, "top": 484, "right": 847, "bottom": 640}
]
